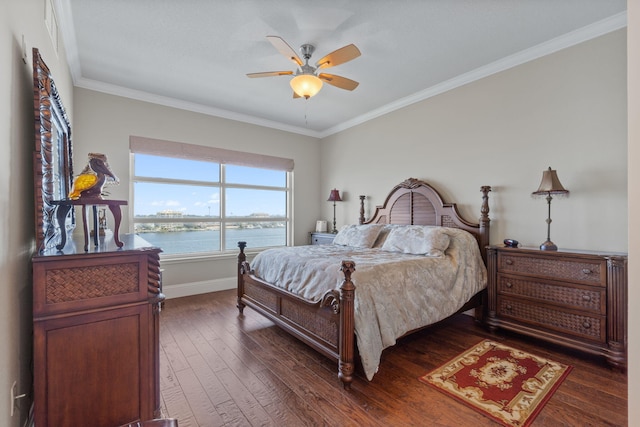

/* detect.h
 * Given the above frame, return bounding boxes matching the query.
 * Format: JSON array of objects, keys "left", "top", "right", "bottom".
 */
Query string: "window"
[{"left": 130, "top": 137, "right": 293, "bottom": 257}]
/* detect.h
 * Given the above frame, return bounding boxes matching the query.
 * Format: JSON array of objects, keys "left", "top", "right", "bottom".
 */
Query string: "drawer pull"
[
  {"left": 582, "top": 268, "right": 592, "bottom": 274},
  {"left": 582, "top": 294, "right": 591, "bottom": 302},
  {"left": 505, "top": 259, "right": 514, "bottom": 265},
  {"left": 505, "top": 304, "right": 512, "bottom": 311},
  {"left": 505, "top": 282, "right": 513, "bottom": 288},
  {"left": 582, "top": 322, "right": 591, "bottom": 329}
]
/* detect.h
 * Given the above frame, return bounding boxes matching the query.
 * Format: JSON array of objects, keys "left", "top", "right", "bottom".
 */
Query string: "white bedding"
[{"left": 249, "top": 226, "right": 487, "bottom": 380}]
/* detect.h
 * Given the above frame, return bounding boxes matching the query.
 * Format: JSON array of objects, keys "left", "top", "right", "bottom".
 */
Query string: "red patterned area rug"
[{"left": 419, "top": 339, "right": 572, "bottom": 427}]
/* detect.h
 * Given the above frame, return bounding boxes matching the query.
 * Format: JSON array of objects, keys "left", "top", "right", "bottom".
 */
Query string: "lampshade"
[
  {"left": 327, "top": 189, "right": 342, "bottom": 202},
  {"left": 290, "top": 74, "right": 323, "bottom": 99},
  {"left": 532, "top": 167, "right": 569, "bottom": 196}
]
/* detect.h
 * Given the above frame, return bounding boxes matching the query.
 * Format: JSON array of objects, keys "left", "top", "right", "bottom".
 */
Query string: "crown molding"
[
  {"left": 74, "top": 77, "right": 323, "bottom": 138},
  {"left": 54, "top": 0, "right": 81, "bottom": 82},
  {"left": 318, "top": 12, "right": 627, "bottom": 138}
]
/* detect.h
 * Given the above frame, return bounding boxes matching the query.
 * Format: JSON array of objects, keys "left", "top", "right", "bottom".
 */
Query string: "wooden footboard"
[{"left": 237, "top": 242, "right": 357, "bottom": 389}]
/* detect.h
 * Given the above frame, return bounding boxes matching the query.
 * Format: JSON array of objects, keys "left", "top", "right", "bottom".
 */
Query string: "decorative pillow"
[
  {"left": 333, "top": 224, "right": 385, "bottom": 248},
  {"left": 371, "top": 224, "right": 398, "bottom": 248},
  {"left": 380, "top": 225, "right": 450, "bottom": 257}
]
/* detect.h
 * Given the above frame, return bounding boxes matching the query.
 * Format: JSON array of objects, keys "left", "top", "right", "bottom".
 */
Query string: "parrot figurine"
[{"left": 68, "top": 153, "right": 119, "bottom": 200}]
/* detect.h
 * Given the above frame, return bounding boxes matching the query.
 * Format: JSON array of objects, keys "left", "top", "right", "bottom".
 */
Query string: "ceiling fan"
[{"left": 247, "top": 36, "right": 361, "bottom": 99}]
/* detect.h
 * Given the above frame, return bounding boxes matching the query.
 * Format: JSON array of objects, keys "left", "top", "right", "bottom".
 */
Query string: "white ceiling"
[{"left": 56, "top": 0, "right": 627, "bottom": 138}]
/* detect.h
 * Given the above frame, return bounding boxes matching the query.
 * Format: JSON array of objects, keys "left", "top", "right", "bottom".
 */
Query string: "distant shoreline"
[{"left": 138, "top": 228, "right": 286, "bottom": 254}]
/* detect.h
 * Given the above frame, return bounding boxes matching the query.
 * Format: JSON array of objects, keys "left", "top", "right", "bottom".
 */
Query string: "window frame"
[{"left": 129, "top": 147, "right": 293, "bottom": 259}]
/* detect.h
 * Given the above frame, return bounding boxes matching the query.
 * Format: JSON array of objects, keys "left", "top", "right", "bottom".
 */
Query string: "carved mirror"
[{"left": 33, "top": 48, "right": 74, "bottom": 252}]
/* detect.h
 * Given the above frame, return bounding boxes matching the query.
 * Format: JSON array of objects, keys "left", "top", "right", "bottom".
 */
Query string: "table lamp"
[{"left": 532, "top": 167, "right": 569, "bottom": 251}]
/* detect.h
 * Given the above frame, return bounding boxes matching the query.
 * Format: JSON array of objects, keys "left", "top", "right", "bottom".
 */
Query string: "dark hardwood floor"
[{"left": 159, "top": 290, "right": 627, "bottom": 427}]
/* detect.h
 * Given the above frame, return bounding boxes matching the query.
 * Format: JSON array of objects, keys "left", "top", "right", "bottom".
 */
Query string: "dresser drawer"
[
  {"left": 311, "top": 233, "right": 335, "bottom": 245},
  {"left": 33, "top": 253, "right": 149, "bottom": 316},
  {"left": 497, "top": 297, "right": 606, "bottom": 343},
  {"left": 497, "top": 274, "right": 605, "bottom": 314},
  {"left": 498, "top": 253, "right": 605, "bottom": 286}
]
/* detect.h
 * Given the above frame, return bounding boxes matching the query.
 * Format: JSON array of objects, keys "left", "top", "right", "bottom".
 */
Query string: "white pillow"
[
  {"left": 380, "top": 225, "right": 450, "bottom": 257},
  {"left": 333, "top": 224, "right": 385, "bottom": 248}
]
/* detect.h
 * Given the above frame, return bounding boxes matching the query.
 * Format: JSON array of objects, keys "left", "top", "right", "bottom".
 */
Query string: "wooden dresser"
[
  {"left": 32, "top": 234, "right": 164, "bottom": 427},
  {"left": 486, "top": 246, "right": 627, "bottom": 368}
]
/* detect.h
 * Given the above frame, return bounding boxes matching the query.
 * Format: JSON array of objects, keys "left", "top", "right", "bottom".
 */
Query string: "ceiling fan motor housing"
[{"left": 300, "top": 44, "right": 315, "bottom": 60}]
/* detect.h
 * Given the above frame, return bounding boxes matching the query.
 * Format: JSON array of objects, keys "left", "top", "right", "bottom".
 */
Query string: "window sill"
[{"left": 159, "top": 248, "right": 267, "bottom": 264}]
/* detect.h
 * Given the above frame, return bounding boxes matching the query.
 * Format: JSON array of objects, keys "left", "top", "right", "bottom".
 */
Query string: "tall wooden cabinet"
[{"left": 32, "top": 234, "right": 164, "bottom": 427}]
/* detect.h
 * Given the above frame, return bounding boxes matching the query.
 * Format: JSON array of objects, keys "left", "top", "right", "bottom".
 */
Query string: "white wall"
[
  {"left": 0, "top": 0, "right": 74, "bottom": 425},
  {"left": 320, "top": 30, "right": 627, "bottom": 254},
  {"left": 72, "top": 88, "right": 321, "bottom": 295},
  {"left": 627, "top": 1, "right": 638, "bottom": 424}
]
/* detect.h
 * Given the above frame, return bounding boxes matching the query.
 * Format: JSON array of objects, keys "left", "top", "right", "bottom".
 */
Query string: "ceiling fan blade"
[
  {"left": 318, "top": 73, "right": 359, "bottom": 91},
  {"left": 247, "top": 71, "right": 294, "bottom": 78},
  {"left": 266, "top": 35, "right": 303, "bottom": 67},
  {"left": 315, "top": 44, "right": 361, "bottom": 69}
]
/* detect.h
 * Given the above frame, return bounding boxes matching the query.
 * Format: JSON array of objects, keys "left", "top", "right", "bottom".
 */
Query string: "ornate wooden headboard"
[{"left": 359, "top": 178, "right": 491, "bottom": 261}]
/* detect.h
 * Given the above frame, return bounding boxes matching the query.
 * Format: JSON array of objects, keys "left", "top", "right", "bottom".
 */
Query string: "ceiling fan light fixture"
[
  {"left": 249, "top": 36, "right": 359, "bottom": 98},
  {"left": 290, "top": 74, "right": 323, "bottom": 99}
]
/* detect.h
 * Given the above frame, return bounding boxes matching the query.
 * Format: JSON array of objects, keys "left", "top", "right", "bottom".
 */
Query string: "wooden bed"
[{"left": 237, "top": 178, "right": 491, "bottom": 389}]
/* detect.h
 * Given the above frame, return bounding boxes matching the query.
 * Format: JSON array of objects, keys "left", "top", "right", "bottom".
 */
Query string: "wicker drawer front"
[
  {"left": 497, "top": 275, "right": 605, "bottom": 314},
  {"left": 497, "top": 297, "right": 605, "bottom": 343},
  {"left": 44, "top": 263, "right": 139, "bottom": 305},
  {"left": 33, "top": 254, "right": 150, "bottom": 317},
  {"left": 498, "top": 254, "right": 605, "bottom": 285}
]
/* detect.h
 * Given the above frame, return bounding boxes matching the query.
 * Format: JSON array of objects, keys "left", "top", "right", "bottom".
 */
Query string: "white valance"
[{"left": 129, "top": 136, "right": 294, "bottom": 172}]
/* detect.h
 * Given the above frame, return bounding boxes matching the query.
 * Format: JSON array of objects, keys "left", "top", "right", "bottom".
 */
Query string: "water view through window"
[{"left": 132, "top": 154, "right": 289, "bottom": 255}]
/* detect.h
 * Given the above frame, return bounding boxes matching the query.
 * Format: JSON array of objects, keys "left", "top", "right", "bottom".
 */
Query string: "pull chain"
[{"left": 304, "top": 98, "right": 309, "bottom": 127}]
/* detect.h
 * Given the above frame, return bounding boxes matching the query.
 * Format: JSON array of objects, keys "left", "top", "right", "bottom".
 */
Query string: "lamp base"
[{"left": 539, "top": 240, "right": 558, "bottom": 251}]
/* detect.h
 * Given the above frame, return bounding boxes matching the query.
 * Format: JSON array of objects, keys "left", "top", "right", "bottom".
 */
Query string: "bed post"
[
  {"left": 237, "top": 241, "right": 247, "bottom": 314},
  {"left": 479, "top": 186, "right": 491, "bottom": 264},
  {"left": 338, "top": 260, "right": 356, "bottom": 389},
  {"left": 476, "top": 186, "right": 491, "bottom": 324}
]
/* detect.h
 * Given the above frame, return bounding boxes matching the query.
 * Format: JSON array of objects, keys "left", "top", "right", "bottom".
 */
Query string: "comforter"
[{"left": 250, "top": 227, "right": 487, "bottom": 380}]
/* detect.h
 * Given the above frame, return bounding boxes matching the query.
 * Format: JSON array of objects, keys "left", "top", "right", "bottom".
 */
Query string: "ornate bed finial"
[
  {"left": 480, "top": 186, "right": 491, "bottom": 221},
  {"left": 399, "top": 178, "right": 422, "bottom": 189}
]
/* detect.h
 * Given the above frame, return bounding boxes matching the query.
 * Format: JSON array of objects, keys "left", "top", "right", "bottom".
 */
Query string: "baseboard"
[{"left": 162, "top": 277, "right": 235, "bottom": 299}]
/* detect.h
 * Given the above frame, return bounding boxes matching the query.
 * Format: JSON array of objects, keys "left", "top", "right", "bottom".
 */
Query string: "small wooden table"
[
  {"left": 53, "top": 198, "right": 127, "bottom": 251},
  {"left": 310, "top": 231, "right": 336, "bottom": 245}
]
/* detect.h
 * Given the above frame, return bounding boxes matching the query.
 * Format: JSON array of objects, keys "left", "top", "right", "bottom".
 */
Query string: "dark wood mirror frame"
[{"left": 33, "top": 48, "right": 74, "bottom": 252}]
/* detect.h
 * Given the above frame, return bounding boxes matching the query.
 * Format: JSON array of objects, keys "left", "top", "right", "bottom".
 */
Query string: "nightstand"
[
  {"left": 486, "top": 246, "right": 627, "bottom": 368},
  {"left": 310, "top": 232, "right": 336, "bottom": 245}
]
